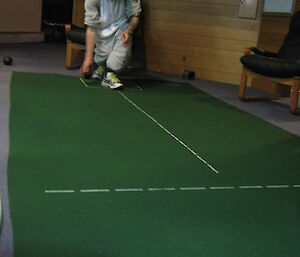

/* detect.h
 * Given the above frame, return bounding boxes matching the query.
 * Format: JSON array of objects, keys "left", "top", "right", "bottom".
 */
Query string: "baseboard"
[{"left": 0, "top": 32, "right": 44, "bottom": 43}]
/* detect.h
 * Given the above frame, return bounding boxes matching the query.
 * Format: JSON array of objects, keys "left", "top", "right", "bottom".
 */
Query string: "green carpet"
[{"left": 8, "top": 72, "right": 300, "bottom": 257}]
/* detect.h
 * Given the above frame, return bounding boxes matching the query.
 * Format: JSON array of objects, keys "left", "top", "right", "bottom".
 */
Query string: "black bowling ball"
[{"left": 3, "top": 56, "right": 13, "bottom": 65}]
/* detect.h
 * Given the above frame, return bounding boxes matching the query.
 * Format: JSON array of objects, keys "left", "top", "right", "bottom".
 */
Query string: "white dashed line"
[
  {"left": 80, "top": 189, "right": 110, "bottom": 193},
  {"left": 180, "top": 187, "right": 206, "bottom": 191},
  {"left": 45, "top": 190, "right": 75, "bottom": 194},
  {"left": 115, "top": 188, "right": 144, "bottom": 192},
  {"left": 209, "top": 186, "right": 235, "bottom": 190},
  {"left": 148, "top": 188, "right": 176, "bottom": 191},
  {"left": 266, "top": 185, "right": 290, "bottom": 189},
  {"left": 45, "top": 184, "right": 300, "bottom": 195},
  {"left": 239, "top": 186, "right": 264, "bottom": 189}
]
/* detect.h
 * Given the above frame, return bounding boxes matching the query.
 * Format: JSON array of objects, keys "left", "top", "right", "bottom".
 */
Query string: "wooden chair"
[
  {"left": 65, "top": 0, "right": 85, "bottom": 69},
  {"left": 239, "top": 11, "right": 300, "bottom": 114},
  {"left": 65, "top": 24, "right": 85, "bottom": 69}
]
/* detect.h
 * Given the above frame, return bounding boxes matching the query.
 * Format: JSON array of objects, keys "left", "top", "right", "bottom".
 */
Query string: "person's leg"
[
  {"left": 91, "top": 64, "right": 106, "bottom": 80},
  {"left": 106, "top": 31, "right": 132, "bottom": 73},
  {"left": 102, "top": 29, "right": 133, "bottom": 89},
  {"left": 92, "top": 36, "right": 114, "bottom": 80}
]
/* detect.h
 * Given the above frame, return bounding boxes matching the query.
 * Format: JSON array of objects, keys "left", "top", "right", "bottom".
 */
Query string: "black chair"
[
  {"left": 65, "top": 24, "right": 86, "bottom": 69},
  {"left": 239, "top": 11, "right": 300, "bottom": 114}
]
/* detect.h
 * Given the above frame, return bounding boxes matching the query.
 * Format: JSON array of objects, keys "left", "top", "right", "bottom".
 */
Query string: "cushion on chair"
[
  {"left": 240, "top": 55, "right": 300, "bottom": 78},
  {"left": 66, "top": 25, "right": 86, "bottom": 46}
]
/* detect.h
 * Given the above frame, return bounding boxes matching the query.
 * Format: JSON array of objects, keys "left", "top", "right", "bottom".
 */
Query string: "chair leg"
[
  {"left": 290, "top": 80, "right": 299, "bottom": 114},
  {"left": 238, "top": 67, "right": 247, "bottom": 100},
  {"left": 238, "top": 67, "right": 280, "bottom": 101},
  {"left": 65, "top": 41, "right": 85, "bottom": 69},
  {"left": 65, "top": 41, "right": 73, "bottom": 69}
]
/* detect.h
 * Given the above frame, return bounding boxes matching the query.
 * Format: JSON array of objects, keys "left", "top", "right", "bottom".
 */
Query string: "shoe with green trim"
[
  {"left": 91, "top": 66, "right": 105, "bottom": 80},
  {"left": 102, "top": 72, "right": 124, "bottom": 90}
]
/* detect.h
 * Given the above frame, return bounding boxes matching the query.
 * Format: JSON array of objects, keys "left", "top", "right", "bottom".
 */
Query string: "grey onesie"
[{"left": 84, "top": 0, "right": 142, "bottom": 71}]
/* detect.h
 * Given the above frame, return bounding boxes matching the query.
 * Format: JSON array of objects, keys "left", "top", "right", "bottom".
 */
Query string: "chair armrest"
[
  {"left": 244, "top": 47, "right": 252, "bottom": 55},
  {"left": 65, "top": 24, "right": 71, "bottom": 33},
  {"left": 249, "top": 47, "right": 278, "bottom": 58}
]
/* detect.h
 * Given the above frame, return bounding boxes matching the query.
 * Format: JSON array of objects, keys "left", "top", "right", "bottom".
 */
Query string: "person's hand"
[
  {"left": 121, "top": 29, "right": 132, "bottom": 46},
  {"left": 80, "top": 58, "right": 93, "bottom": 77}
]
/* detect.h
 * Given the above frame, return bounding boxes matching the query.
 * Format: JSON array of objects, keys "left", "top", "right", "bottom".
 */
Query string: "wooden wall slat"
[
  {"left": 143, "top": 0, "right": 239, "bottom": 17},
  {"left": 146, "top": 50, "right": 241, "bottom": 73},
  {"left": 147, "top": 62, "right": 241, "bottom": 85},
  {"left": 144, "top": 31, "right": 255, "bottom": 53},
  {"left": 144, "top": 20, "right": 258, "bottom": 42},
  {"left": 144, "top": 9, "right": 260, "bottom": 30},
  {"left": 145, "top": 41, "right": 244, "bottom": 59}
]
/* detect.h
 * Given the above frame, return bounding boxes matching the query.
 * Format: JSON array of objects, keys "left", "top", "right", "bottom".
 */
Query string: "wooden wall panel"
[
  {"left": 143, "top": 0, "right": 264, "bottom": 84},
  {"left": 72, "top": 0, "right": 85, "bottom": 27},
  {"left": 0, "top": 0, "right": 42, "bottom": 32}
]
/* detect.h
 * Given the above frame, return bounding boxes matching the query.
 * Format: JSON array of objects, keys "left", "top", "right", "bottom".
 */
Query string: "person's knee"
[
  {"left": 106, "top": 51, "right": 131, "bottom": 72},
  {"left": 106, "top": 59, "right": 125, "bottom": 72}
]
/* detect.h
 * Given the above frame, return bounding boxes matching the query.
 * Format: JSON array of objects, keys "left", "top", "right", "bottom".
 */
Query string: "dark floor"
[{"left": 0, "top": 42, "right": 299, "bottom": 257}]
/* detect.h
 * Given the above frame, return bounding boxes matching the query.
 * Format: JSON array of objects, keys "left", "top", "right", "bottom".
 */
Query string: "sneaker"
[
  {"left": 91, "top": 66, "right": 105, "bottom": 80},
  {"left": 102, "top": 72, "right": 124, "bottom": 90}
]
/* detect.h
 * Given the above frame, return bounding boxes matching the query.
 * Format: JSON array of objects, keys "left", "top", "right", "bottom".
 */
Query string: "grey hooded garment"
[{"left": 84, "top": 0, "right": 142, "bottom": 39}]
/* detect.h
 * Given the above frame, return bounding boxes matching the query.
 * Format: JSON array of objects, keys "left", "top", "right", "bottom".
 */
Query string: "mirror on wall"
[{"left": 263, "top": 0, "right": 295, "bottom": 15}]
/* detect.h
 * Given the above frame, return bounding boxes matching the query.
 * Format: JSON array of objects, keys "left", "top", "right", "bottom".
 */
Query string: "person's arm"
[
  {"left": 80, "top": 0, "right": 100, "bottom": 77},
  {"left": 80, "top": 27, "right": 97, "bottom": 76},
  {"left": 121, "top": 16, "right": 140, "bottom": 46},
  {"left": 121, "top": 0, "right": 142, "bottom": 46}
]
